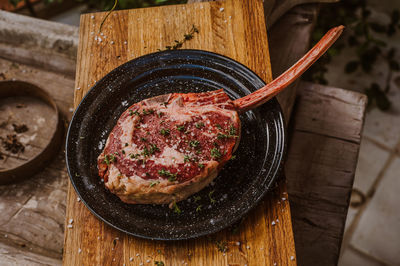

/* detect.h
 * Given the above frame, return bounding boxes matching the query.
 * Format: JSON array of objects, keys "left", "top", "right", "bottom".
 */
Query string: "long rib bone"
[{"left": 233, "top": 25, "right": 344, "bottom": 112}]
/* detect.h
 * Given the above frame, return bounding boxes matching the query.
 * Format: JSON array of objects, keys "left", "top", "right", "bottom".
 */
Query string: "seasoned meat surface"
[{"left": 98, "top": 89, "right": 240, "bottom": 204}]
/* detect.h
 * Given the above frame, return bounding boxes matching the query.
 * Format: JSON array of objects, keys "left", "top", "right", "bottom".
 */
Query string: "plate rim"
[{"left": 65, "top": 49, "right": 286, "bottom": 240}]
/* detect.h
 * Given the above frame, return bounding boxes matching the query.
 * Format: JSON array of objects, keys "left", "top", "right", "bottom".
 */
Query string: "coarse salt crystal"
[
  {"left": 91, "top": 15, "right": 94, "bottom": 19},
  {"left": 219, "top": 7, "right": 224, "bottom": 12},
  {"left": 77, "top": 197, "right": 81, "bottom": 202},
  {"left": 78, "top": 248, "right": 82, "bottom": 253},
  {"left": 130, "top": 257, "right": 133, "bottom": 261},
  {"left": 282, "top": 197, "right": 286, "bottom": 201},
  {"left": 110, "top": 41, "right": 114, "bottom": 44},
  {"left": 67, "top": 224, "right": 73, "bottom": 229},
  {"left": 276, "top": 219, "right": 279, "bottom": 223},
  {"left": 236, "top": 241, "right": 240, "bottom": 246},
  {"left": 69, "top": 219, "right": 74, "bottom": 224},
  {"left": 246, "top": 246, "right": 250, "bottom": 249},
  {"left": 146, "top": 259, "right": 150, "bottom": 263},
  {"left": 290, "top": 256, "right": 295, "bottom": 261},
  {"left": 75, "top": 87, "right": 81, "bottom": 90},
  {"left": 271, "top": 221, "right": 276, "bottom": 225},
  {"left": 136, "top": 253, "right": 140, "bottom": 257}
]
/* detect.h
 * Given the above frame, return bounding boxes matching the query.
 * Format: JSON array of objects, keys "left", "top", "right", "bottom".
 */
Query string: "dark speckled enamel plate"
[{"left": 66, "top": 50, "right": 285, "bottom": 240}]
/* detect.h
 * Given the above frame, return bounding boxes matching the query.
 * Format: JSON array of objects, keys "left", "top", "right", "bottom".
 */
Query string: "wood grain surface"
[
  {"left": 64, "top": 0, "right": 297, "bottom": 265},
  {"left": 286, "top": 82, "right": 367, "bottom": 266}
]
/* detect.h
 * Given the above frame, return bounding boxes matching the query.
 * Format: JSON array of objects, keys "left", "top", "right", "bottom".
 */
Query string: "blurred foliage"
[
  {"left": 303, "top": 0, "right": 400, "bottom": 111},
  {"left": 9, "top": 0, "right": 187, "bottom": 10},
  {"left": 79, "top": 0, "right": 187, "bottom": 11}
]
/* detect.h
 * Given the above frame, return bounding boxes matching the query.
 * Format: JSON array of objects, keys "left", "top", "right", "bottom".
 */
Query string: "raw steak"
[{"left": 98, "top": 89, "right": 240, "bottom": 204}]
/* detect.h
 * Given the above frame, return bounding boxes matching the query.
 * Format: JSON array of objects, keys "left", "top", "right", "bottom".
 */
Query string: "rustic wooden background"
[{"left": 0, "top": 0, "right": 366, "bottom": 264}]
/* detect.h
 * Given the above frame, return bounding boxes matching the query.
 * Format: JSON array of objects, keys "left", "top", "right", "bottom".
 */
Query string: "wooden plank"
[
  {"left": 0, "top": 241, "right": 61, "bottom": 266},
  {"left": 65, "top": 1, "right": 297, "bottom": 265},
  {"left": 0, "top": 54, "right": 74, "bottom": 263},
  {"left": 286, "top": 81, "right": 367, "bottom": 266}
]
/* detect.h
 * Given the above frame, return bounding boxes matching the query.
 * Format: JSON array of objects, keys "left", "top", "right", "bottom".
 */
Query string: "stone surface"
[
  {"left": 324, "top": 7, "right": 400, "bottom": 150},
  {"left": 339, "top": 247, "right": 385, "bottom": 266},
  {"left": 353, "top": 137, "right": 390, "bottom": 194},
  {"left": 344, "top": 205, "right": 359, "bottom": 232},
  {"left": 350, "top": 156, "right": 400, "bottom": 265}
]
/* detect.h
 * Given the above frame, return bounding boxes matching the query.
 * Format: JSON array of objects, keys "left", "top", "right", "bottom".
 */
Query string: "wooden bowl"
[{"left": 0, "top": 81, "right": 63, "bottom": 185}]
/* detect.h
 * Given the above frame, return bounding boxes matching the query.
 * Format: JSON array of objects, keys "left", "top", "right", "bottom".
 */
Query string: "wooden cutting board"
[{"left": 64, "top": 0, "right": 297, "bottom": 265}]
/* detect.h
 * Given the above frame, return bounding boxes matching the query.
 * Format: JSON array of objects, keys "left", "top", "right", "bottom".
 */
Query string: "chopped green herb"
[
  {"left": 177, "top": 125, "right": 185, "bottom": 131},
  {"left": 142, "top": 147, "right": 150, "bottom": 157},
  {"left": 215, "top": 124, "right": 223, "bottom": 130},
  {"left": 129, "top": 109, "right": 140, "bottom": 116},
  {"left": 160, "top": 128, "right": 170, "bottom": 136},
  {"left": 103, "top": 154, "right": 116, "bottom": 165},
  {"left": 155, "top": 261, "right": 165, "bottom": 266},
  {"left": 149, "top": 180, "right": 160, "bottom": 187},
  {"left": 142, "top": 109, "right": 154, "bottom": 115},
  {"left": 217, "top": 133, "right": 230, "bottom": 139},
  {"left": 125, "top": 143, "right": 129, "bottom": 147},
  {"left": 229, "top": 125, "right": 237, "bottom": 136},
  {"left": 184, "top": 155, "right": 191, "bottom": 163},
  {"left": 129, "top": 153, "right": 139, "bottom": 159},
  {"left": 196, "top": 205, "right": 202, "bottom": 212},
  {"left": 172, "top": 202, "right": 181, "bottom": 214},
  {"left": 195, "top": 122, "right": 205, "bottom": 129},
  {"left": 149, "top": 144, "right": 159, "bottom": 154},
  {"left": 158, "top": 169, "right": 177, "bottom": 181},
  {"left": 157, "top": 112, "right": 164, "bottom": 118},
  {"left": 80, "top": 136, "right": 85, "bottom": 139},
  {"left": 209, "top": 190, "right": 216, "bottom": 204},
  {"left": 161, "top": 24, "right": 199, "bottom": 51},
  {"left": 189, "top": 140, "right": 200, "bottom": 148},
  {"left": 198, "top": 163, "right": 204, "bottom": 168},
  {"left": 194, "top": 195, "right": 201, "bottom": 202},
  {"left": 122, "top": 150, "right": 125, "bottom": 154},
  {"left": 230, "top": 155, "right": 236, "bottom": 160},
  {"left": 140, "top": 137, "right": 147, "bottom": 142},
  {"left": 135, "top": 124, "right": 141, "bottom": 129},
  {"left": 157, "top": 249, "right": 162, "bottom": 254},
  {"left": 211, "top": 148, "right": 221, "bottom": 159},
  {"left": 215, "top": 240, "right": 228, "bottom": 253}
]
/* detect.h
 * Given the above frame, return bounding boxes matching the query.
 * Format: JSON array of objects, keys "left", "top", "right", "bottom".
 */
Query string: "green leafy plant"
[{"left": 303, "top": 0, "right": 400, "bottom": 111}]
